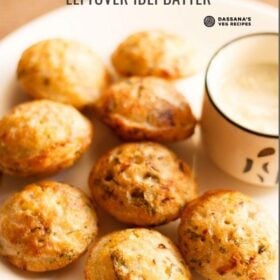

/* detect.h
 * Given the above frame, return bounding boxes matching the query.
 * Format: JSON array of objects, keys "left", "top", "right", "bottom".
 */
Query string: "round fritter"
[
  {"left": 0, "top": 181, "right": 98, "bottom": 272},
  {"left": 17, "top": 38, "right": 110, "bottom": 109},
  {"left": 84, "top": 228, "right": 191, "bottom": 280},
  {"left": 95, "top": 77, "right": 196, "bottom": 142},
  {"left": 89, "top": 142, "right": 197, "bottom": 226},
  {"left": 112, "top": 30, "right": 196, "bottom": 79},
  {"left": 0, "top": 100, "right": 93, "bottom": 177},
  {"left": 178, "top": 190, "right": 278, "bottom": 280}
]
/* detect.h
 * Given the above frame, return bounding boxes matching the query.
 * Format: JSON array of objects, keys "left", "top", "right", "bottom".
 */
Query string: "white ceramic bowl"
[{"left": 201, "top": 33, "right": 279, "bottom": 187}]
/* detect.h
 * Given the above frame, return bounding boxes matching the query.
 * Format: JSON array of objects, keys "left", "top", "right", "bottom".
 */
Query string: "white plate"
[{"left": 0, "top": 1, "right": 278, "bottom": 279}]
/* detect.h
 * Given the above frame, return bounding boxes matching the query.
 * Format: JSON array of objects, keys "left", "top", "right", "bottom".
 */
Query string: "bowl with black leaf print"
[{"left": 201, "top": 33, "right": 279, "bottom": 187}]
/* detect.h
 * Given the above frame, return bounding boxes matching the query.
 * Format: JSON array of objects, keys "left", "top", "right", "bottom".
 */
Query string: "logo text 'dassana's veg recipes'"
[
  {"left": 204, "top": 16, "right": 252, "bottom": 27},
  {"left": 218, "top": 17, "right": 252, "bottom": 26}
]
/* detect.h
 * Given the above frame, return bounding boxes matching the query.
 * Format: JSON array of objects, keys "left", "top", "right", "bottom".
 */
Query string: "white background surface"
[{"left": 0, "top": 0, "right": 278, "bottom": 279}]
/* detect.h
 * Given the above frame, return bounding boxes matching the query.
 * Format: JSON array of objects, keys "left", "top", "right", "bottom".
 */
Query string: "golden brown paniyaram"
[
  {"left": 89, "top": 142, "right": 197, "bottom": 226},
  {"left": 17, "top": 38, "right": 110, "bottom": 109},
  {"left": 84, "top": 228, "right": 192, "bottom": 280},
  {"left": 112, "top": 30, "right": 196, "bottom": 79},
  {"left": 0, "top": 100, "right": 93, "bottom": 177},
  {"left": 0, "top": 181, "right": 98, "bottom": 272},
  {"left": 95, "top": 76, "right": 196, "bottom": 142},
  {"left": 178, "top": 190, "right": 278, "bottom": 280}
]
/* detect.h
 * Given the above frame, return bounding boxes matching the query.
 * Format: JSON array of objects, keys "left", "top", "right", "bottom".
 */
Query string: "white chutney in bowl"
[{"left": 201, "top": 33, "right": 279, "bottom": 187}]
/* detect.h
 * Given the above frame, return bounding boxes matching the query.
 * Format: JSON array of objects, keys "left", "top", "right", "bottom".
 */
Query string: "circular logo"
[{"left": 204, "top": 16, "right": 215, "bottom": 27}]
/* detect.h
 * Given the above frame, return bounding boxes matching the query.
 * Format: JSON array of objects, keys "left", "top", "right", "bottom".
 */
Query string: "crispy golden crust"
[
  {"left": 17, "top": 39, "right": 110, "bottom": 109},
  {"left": 0, "top": 181, "right": 98, "bottom": 272},
  {"left": 84, "top": 228, "right": 191, "bottom": 280},
  {"left": 0, "top": 100, "right": 93, "bottom": 177},
  {"left": 112, "top": 31, "right": 196, "bottom": 79},
  {"left": 89, "top": 142, "right": 197, "bottom": 226},
  {"left": 95, "top": 77, "right": 196, "bottom": 142},
  {"left": 178, "top": 190, "right": 278, "bottom": 280}
]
